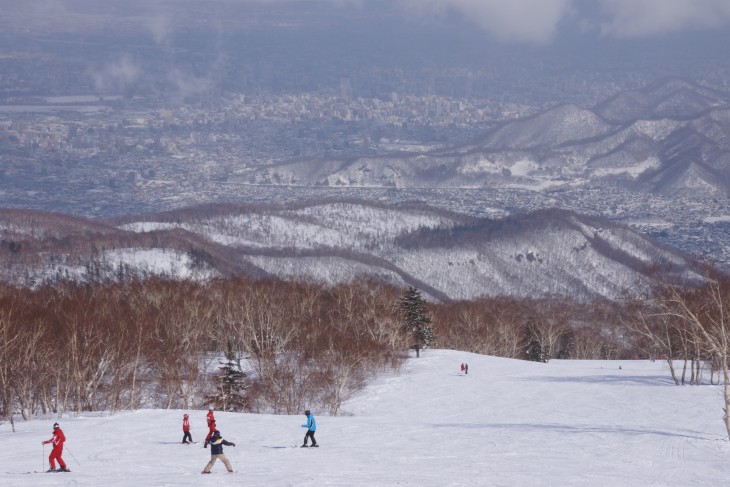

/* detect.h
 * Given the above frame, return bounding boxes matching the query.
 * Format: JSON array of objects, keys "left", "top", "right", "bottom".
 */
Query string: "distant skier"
[
  {"left": 464, "top": 363, "right": 469, "bottom": 375},
  {"left": 301, "top": 409, "right": 318, "bottom": 447},
  {"left": 201, "top": 429, "right": 235, "bottom": 474},
  {"left": 204, "top": 408, "right": 216, "bottom": 448},
  {"left": 460, "top": 363, "right": 465, "bottom": 374},
  {"left": 182, "top": 413, "right": 193, "bottom": 444},
  {"left": 42, "top": 422, "right": 69, "bottom": 472}
]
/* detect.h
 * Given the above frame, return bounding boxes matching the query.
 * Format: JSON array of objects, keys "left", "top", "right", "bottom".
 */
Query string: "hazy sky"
[
  {"left": 2, "top": 0, "right": 728, "bottom": 100},
  {"left": 4, "top": 0, "right": 730, "bottom": 45},
  {"left": 189, "top": 0, "right": 730, "bottom": 44}
]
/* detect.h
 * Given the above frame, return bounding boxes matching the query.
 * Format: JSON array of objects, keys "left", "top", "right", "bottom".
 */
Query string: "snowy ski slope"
[{"left": 1, "top": 350, "right": 729, "bottom": 486}]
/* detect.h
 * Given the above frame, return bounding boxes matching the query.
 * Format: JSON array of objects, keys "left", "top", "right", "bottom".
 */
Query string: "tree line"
[
  {"left": 4, "top": 272, "right": 730, "bottom": 435},
  {"left": 0, "top": 275, "right": 637, "bottom": 428},
  {"left": 0, "top": 276, "right": 413, "bottom": 430}
]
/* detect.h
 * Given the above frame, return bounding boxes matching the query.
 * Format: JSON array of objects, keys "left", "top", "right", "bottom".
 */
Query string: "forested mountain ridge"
[{"left": 0, "top": 200, "right": 702, "bottom": 301}]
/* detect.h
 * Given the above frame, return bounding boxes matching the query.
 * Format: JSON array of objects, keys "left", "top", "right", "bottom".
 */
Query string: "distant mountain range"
[
  {"left": 241, "top": 78, "right": 730, "bottom": 197},
  {"left": 0, "top": 201, "right": 703, "bottom": 301},
  {"left": 0, "top": 78, "right": 724, "bottom": 299}
]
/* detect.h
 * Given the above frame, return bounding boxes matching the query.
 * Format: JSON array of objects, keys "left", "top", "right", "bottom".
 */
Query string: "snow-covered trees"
[{"left": 398, "top": 286, "right": 435, "bottom": 358}]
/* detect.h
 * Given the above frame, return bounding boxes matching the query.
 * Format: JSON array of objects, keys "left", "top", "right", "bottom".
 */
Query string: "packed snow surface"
[{"left": 2, "top": 350, "right": 729, "bottom": 486}]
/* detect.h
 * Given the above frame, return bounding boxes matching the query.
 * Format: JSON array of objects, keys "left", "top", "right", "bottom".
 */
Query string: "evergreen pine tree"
[
  {"left": 557, "top": 328, "right": 576, "bottom": 359},
  {"left": 523, "top": 317, "right": 545, "bottom": 363},
  {"left": 206, "top": 341, "right": 248, "bottom": 411},
  {"left": 398, "top": 286, "right": 435, "bottom": 358}
]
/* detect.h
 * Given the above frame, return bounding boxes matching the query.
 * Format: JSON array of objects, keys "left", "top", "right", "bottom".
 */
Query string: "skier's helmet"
[
  {"left": 183, "top": 414, "right": 188, "bottom": 418},
  {"left": 53, "top": 423, "right": 59, "bottom": 428},
  {"left": 214, "top": 430, "right": 220, "bottom": 436},
  {"left": 305, "top": 410, "right": 310, "bottom": 416}
]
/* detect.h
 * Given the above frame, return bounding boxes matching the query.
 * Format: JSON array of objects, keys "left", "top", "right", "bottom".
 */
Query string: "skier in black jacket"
[{"left": 201, "top": 430, "right": 236, "bottom": 474}]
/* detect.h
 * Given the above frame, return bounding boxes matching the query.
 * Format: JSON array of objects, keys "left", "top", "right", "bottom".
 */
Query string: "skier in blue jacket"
[{"left": 301, "top": 409, "right": 318, "bottom": 447}]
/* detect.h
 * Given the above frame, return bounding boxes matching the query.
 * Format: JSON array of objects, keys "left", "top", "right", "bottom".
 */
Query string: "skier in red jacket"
[
  {"left": 204, "top": 408, "right": 216, "bottom": 448},
  {"left": 42, "top": 422, "right": 69, "bottom": 472},
  {"left": 182, "top": 413, "right": 193, "bottom": 444}
]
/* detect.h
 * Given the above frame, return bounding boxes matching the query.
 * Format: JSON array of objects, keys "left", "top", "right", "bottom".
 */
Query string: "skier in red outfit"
[
  {"left": 182, "top": 413, "right": 193, "bottom": 444},
  {"left": 204, "top": 408, "right": 216, "bottom": 448},
  {"left": 42, "top": 422, "right": 69, "bottom": 472}
]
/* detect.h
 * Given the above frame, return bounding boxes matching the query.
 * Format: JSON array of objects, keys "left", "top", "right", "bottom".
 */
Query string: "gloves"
[{"left": 231, "top": 443, "right": 236, "bottom": 447}]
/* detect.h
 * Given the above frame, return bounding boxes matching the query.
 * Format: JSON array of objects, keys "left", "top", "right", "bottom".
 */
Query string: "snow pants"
[
  {"left": 303, "top": 430, "right": 316, "bottom": 446},
  {"left": 49, "top": 447, "right": 67, "bottom": 469},
  {"left": 202, "top": 454, "right": 233, "bottom": 473},
  {"left": 182, "top": 431, "right": 193, "bottom": 444},
  {"left": 205, "top": 428, "right": 215, "bottom": 446}
]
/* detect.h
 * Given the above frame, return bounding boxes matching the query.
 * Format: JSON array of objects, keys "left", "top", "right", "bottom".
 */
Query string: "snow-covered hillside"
[
  {"left": 2, "top": 350, "right": 728, "bottom": 486},
  {"left": 0, "top": 203, "right": 701, "bottom": 300},
  {"left": 120, "top": 204, "right": 701, "bottom": 301},
  {"left": 239, "top": 79, "right": 730, "bottom": 196}
]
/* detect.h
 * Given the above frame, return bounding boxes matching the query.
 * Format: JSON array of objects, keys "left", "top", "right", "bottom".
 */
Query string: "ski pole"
[
  {"left": 42, "top": 443, "right": 45, "bottom": 472},
  {"left": 65, "top": 445, "right": 81, "bottom": 467}
]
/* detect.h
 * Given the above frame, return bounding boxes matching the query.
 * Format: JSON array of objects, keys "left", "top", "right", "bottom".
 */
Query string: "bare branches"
[{"left": 622, "top": 276, "right": 730, "bottom": 440}]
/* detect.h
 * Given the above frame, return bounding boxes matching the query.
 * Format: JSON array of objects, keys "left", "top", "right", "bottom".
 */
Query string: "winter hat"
[
  {"left": 183, "top": 414, "right": 189, "bottom": 418},
  {"left": 214, "top": 430, "right": 220, "bottom": 436},
  {"left": 53, "top": 423, "right": 59, "bottom": 428},
  {"left": 304, "top": 410, "right": 310, "bottom": 416}
]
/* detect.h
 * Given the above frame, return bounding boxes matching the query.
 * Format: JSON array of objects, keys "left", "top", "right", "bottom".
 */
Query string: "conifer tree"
[
  {"left": 398, "top": 286, "right": 434, "bottom": 358},
  {"left": 206, "top": 341, "right": 248, "bottom": 411},
  {"left": 523, "top": 317, "right": 545, "bottom": 363}
]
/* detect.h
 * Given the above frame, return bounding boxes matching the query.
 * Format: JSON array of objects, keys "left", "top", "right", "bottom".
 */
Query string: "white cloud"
[
  {"left": 145, "top": 12, "right": 174, "bottom": 45},
  {"left": 90, "top": 55, "right": 141, "bottom": 93},
  {"left": 400, "top": 0, "right": 573, "bottom": 44},
  {"left": 597, "top": 0, "right": 730, "bottom": 38},
  {"left": 166, "top": 69, "right": 213, "bottom": 100}
]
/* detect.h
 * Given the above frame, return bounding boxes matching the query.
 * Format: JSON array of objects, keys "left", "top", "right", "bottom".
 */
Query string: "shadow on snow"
[{"left": 430, "top": 422, "right": 710, "bottom": 440}]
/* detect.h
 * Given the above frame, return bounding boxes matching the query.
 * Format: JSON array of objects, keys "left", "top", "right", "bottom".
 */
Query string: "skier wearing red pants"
[
  {"left": 204, "top": 408, "right": 216, "bottom": 448},
  {"left": 42, "top": 422, "right": 69, "bottom": 472}
]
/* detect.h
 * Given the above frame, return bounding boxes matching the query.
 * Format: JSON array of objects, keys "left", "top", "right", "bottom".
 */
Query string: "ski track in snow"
[{"left": 2, "top": 350, "right": 730, "bottom": 486}]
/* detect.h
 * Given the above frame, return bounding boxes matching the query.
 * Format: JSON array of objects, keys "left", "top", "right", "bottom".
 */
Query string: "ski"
[{"left": 6, "top": 470, "right": 70, "bottom": 474}]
